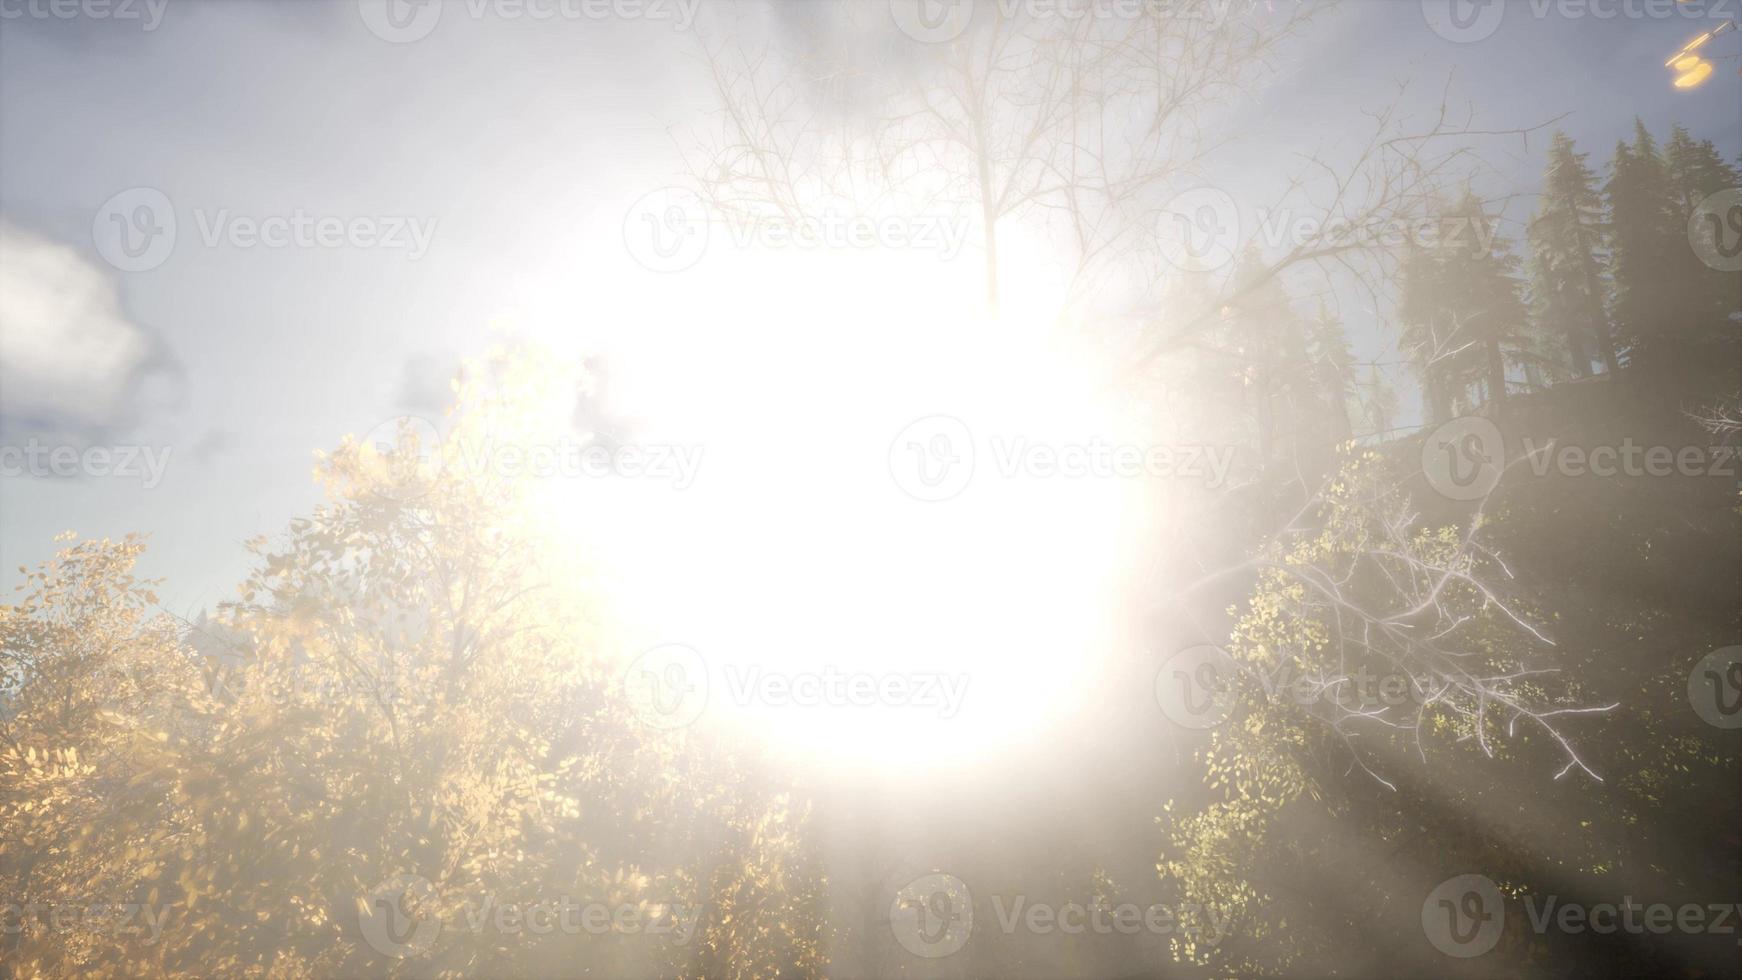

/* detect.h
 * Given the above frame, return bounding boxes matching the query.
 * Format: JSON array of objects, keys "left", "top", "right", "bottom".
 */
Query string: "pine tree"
[
  {"left": 1603, "top": 120, "right": 1681, "bottom": 382},
  {"left": 1398, "top": 191, "right": 1530, "bottom": 419},
  {"left": 1664, "top": 125, "right": 1742, "bottom": 331},
  {"left": 1527, "top": 131, "right": 1620, "bottom": 378},
  {"left": 1399, "top": 234, "right": 1465, "bottom": 425},
  {"left": 1447, "top": 191, "right": 1531, "bottom": 409}
]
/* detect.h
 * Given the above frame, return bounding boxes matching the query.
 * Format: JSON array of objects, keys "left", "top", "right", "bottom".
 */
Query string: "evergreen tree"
[
  {"left": 1604, "top": 120, "right": 1740, "bottom": 401},
  {"left": 1445, "top": 190, "right": 1532, "bottom": 409},
  {"left": 1603, "top": 120, "right": 1682, "bottom": 383},
  {"left": 1399, "top": 233, "right": 1465, "bottom": 425},
  {"left": 1664, "top": 126, "right": 1742, "bottom": 332},
  {"left": 1527, "top": 131, "right": 1620, "bottom": 378},
  {"left": 1399, "top": 191, "right": 1530, "bottom": 418}
]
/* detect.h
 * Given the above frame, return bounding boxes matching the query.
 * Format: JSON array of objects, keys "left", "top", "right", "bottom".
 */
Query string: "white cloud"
[{"left": 0, "top": 221, "right": 152, "bottom": 429}]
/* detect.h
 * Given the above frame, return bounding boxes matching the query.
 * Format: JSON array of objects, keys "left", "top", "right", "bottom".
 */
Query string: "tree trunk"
[
  {"left": 1487, "top": 339, "right": 1508, "bottom": 411},
  {"left": 1592, "top": 320, "right": 1622, "bottom": 376}
]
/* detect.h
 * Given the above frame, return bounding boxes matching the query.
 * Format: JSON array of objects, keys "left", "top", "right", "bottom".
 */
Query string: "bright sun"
[{"left": 525, "top": 238, "right": 1161, "bottom": 771}]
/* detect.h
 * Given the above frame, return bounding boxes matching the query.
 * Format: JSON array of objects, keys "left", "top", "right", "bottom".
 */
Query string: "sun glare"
[{"left": 531, "top": 245, "right": 1157, "bottom": 770}]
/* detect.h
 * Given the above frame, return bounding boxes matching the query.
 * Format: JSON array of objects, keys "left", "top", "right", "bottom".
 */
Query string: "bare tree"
[{"left": 681, "top": 0, "right": 1317, "bottom": 314}]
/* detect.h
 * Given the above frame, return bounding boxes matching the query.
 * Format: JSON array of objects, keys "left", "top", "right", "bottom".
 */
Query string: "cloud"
[
  {"left": 188, "top": 427, "right": 236, "bottom": 463},
  {"left": 395, "top": 352, "right": 462, "bottom": 418},
  {"left": 0, "top": 221, "right": 157, "bottom": 432}
]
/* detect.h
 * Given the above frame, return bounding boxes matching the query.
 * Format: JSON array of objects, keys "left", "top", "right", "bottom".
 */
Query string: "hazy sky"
[{"left": 1, "top": 0, "right": 1737, "bottom": 618}]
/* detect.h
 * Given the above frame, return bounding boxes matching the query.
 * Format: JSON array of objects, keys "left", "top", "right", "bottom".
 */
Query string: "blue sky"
[{"left": 1, "top": 0, "right": 1737, "bottom": 617}]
